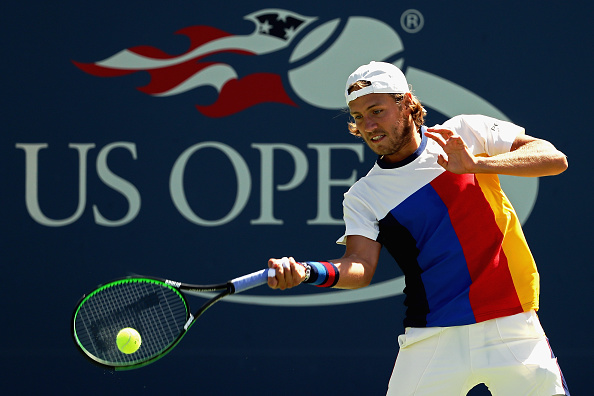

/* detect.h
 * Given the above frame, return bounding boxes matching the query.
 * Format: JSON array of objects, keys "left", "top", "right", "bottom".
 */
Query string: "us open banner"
[{"left": 1, "top": 2, "right": 589, "bottom": 395}]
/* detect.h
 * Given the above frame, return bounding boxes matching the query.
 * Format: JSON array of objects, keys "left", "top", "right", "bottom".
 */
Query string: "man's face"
[{"left": 348, "top": 93, "right": 418, "bottom": 163}]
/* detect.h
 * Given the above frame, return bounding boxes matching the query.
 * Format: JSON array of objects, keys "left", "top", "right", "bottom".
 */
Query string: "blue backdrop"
[{"left": 1, "top": 1, "right": 591, "bottom": 394}]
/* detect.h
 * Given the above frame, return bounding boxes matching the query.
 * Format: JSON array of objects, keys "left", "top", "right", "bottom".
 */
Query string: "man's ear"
[
  {"left": 401, "top": 92, "right": 414, "bottom": 112},
  {"left": 405, "top": 92, "right": 413, "bottom": 105}
]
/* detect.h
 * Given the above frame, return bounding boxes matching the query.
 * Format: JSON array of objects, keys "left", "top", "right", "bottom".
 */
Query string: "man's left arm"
[{"left": 425, "top": 128, "right": 568, "bottom": 177}]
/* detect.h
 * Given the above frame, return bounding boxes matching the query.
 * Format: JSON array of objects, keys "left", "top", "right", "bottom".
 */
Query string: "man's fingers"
[
  {"left": 267, "top": 257, "right": 303, "bottom": 290},
  {"left": 426, "top": 129, "right": 467, "bottom": 152},
  {"left": 267, "top": 258, "right": 285, "bottom": 289},
  {"left": 425, "top": 131, "right": 447, "bottom": 148},
  {"left": 426, "top": 128, "right": 455, "bottom": 146},
  {"left": 267, "top": 276, "right": 278, "bottom": 288},
  {"left": 436, "top": 154, "right": 448, "bottom": 169},
  {"left": 427, "top": 128, "right": 454, "bottom": 138}
]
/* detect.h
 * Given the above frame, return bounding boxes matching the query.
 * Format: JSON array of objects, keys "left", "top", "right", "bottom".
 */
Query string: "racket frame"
[{"left": 72, "top": 276, "right": 233, "bottom": 371}]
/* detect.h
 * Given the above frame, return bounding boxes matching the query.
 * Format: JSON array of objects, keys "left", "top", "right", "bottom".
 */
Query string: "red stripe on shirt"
[{"left": 430, "top": 172, "right": 522, "bottom": 322}]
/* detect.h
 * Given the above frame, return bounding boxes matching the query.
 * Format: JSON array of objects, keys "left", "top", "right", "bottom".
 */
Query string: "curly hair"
[{"left": 346, "top": 81, "right": 426, "bottom": 136}]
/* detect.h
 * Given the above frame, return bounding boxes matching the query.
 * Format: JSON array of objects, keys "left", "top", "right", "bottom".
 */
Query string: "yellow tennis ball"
[{"left": 116, "top": 327, "right": 142, "bottom": 354}]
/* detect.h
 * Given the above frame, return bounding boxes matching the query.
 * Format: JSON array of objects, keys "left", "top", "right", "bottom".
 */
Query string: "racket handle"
[{"left": 230, "top": 268, "right": 276, "bottom": 294}]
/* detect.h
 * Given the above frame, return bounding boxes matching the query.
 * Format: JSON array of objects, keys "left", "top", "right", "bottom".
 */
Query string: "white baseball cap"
[{"left": 345, "top": 61, "right": 409, "bottom": 105}]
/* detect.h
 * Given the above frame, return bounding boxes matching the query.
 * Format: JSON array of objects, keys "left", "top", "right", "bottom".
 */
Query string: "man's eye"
[{"left": 373, "top": 109, "right": 382, "bottom": 115}]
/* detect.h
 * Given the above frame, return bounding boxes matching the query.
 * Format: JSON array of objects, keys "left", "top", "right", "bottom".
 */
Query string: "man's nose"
[{"left": 364, "top": 118, "right": 377, "bottom": 132}]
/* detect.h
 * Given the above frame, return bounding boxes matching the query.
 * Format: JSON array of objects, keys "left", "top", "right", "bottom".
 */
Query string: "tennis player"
[{"left": 267, "top": 61, "right": 570, "bottom": 395}]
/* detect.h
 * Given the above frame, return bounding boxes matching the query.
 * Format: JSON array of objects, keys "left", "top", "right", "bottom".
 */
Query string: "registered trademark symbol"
[{"left": 400, "top": 9, "right": 424, "bottom": 33}]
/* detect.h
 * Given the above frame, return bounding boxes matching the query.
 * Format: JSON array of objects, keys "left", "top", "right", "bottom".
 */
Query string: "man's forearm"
[{"left": 474, "top": 139, "right": 568, "bottom": 177}]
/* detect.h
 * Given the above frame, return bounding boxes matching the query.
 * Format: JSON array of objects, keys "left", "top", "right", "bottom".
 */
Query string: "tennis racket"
[{"left": 72, "top": 267, "right": 275, "bottom": 370}]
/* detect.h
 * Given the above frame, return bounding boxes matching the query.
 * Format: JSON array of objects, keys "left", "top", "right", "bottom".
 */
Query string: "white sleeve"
[
  {"left": 336, "top": 191, "right": 379, "bottom": 245},
  {"left": 436, "top": 115, "right": 524, "bottom": 156}
]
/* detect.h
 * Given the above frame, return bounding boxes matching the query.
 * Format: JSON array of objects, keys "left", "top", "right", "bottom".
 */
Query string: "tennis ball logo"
[
  {"left": 116, "top": 327, "right": 142, "bottom": 354},
  {"left": 288, "top": 16, "right": 404, "bottom": 109}
]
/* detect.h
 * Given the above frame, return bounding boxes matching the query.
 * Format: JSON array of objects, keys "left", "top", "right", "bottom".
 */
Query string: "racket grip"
[{"left": 230, "top": 268, "right": 276, "bottom": 294}]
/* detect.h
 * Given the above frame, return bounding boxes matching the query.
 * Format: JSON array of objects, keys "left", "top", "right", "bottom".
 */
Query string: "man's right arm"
[{"left": 267, "top": 235, "right": 381, "bottom": 290}]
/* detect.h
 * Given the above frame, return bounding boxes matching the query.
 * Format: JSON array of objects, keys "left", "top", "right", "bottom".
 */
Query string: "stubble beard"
[{"left": 372, "top": 117, "right": 415, "bottom": 158}]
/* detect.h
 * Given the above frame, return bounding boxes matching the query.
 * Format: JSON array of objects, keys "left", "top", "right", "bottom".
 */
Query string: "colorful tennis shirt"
[{"left": 337, "top": 115, "right": 539, "bottom": 328}]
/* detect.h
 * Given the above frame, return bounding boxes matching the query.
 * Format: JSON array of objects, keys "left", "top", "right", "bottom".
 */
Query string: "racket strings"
[{"left": 74, "top": 279, "right": 188, "bottom": 366}]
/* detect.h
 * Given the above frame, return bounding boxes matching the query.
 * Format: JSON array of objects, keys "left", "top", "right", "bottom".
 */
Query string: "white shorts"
[{"left": 386, "top": 311, "right": 569, "bottom": 396}]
